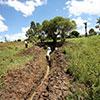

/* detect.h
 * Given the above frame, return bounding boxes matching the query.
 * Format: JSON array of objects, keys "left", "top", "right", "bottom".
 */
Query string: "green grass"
[
  {"left": 63, "top": 36, "right": 100, "bottom": 99},
  {"left": 0, "top": 42, "right": 33, "bottom": 77}
]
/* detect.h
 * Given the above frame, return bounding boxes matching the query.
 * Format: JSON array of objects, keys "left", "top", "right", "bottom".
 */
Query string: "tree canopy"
[
  {"left": 95, "top": 17, "right": 100, "bottom": 31},
  {"left": 26, "top": 16, "right": 76, "bottom": 43},
  {"left": 97, "top": 18, "right": 100, "bottom": 24}
]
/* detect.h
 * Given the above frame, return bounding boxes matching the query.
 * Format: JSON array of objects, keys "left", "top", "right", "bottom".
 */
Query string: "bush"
[
  {"left": 69, "top": 31, "right": 80, "bottom": 38},
  {"left": 17, "top": 39, "right": 21, "bottom": 42},
  {"left": 89, "top": 28, "right": 97, "bottom": 36}
]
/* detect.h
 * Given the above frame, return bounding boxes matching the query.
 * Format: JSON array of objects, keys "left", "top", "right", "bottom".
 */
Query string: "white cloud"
[
  {"left": 0, "top": 35, "right": 4, "bottom": 42},
  {"left": 73, "top": 17, "right": 91, "bottom": 34},
  {"left": 9, "top": 26, "right": 29, "bottom": 41},
  {"left": 64, "top": 0, "right": 99, "bottom": 35},
  {"left": 73, "top": 17, "right": 86, "bottom": 28},
  {"left": 0, "top": 15, "right": 4, "bottom": 20},
  {"left": 0, "top": 15, "right": 8, "bottom": 32},
  {"left": 0, "top": 26, "right": 29, "bottom": 42},
  {"left": 0, "top": 0, "right": 47, "bottom": 17},
  {"left": 66, "top": 0, "right": 100, "bottom": 16}
]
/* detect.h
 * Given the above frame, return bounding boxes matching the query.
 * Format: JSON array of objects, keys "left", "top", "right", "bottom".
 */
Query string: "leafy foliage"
[
  {"left": 95, "top": 18, "right": 100, "bottom": 32},
  {"left": 26, "top": 16, "right": 76, "bottom": 43},
  {"left": 97, "top": 18, "right": 100, "bottom": 24},
  {"left": 89, "top": 28, "right": 97, "bottom": 36},
  {"left": 42, "top": 16, "right": 76, "bottom": 43},
  {"left": 69, "top": 30, "right": 80, "bottom": 38}
]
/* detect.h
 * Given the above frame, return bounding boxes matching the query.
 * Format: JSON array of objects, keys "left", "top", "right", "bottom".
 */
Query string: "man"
[
  {"left": 46, "top": 47, "right": 51, "bottom": 61},
  {"left": 25, "top": 40, "right": 28, "bottom": 48}
]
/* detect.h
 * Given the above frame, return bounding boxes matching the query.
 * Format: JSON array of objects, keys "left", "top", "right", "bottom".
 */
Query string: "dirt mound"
[
  {"left": 0, "top": 46, "right": 47, "bottom": 100},
  {"left": 17, "top": 46, "right": 38, "bottom": 56},
  {"left": 0, "top": 46, "right": 87, "bottom": 100},
  {"left": 29, "top": 50, "right": 86, "bottom": 100}
]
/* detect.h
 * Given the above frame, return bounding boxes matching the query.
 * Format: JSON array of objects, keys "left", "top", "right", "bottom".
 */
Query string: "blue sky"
[{"left": 0, "top": 0, "right": 100, "bottom": 41}]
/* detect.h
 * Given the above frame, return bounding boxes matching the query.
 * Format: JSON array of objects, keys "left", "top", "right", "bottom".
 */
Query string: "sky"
[{"left": 0, "top": 0, "right": 100, "bottom": 41}]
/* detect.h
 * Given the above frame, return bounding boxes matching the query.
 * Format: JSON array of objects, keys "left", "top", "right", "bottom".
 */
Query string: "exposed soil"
[
  {"left": 27, "top": 49, "right": 86, "bottom": 100},
  {"left": 0, "top": 46, "right": 86, "bottom": 100},
  {"left": 0, "top": 46, "right": 48, "bottom": 100},
  {"left": 17, "top": 46, "right": 36, "bottom": 56},
  {"left": 28, "top": 50, "right": 72, "bottom": 100}
]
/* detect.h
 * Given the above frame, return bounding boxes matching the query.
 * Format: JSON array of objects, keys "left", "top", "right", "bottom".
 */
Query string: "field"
[
  {"left": 0, "top": 42, "right": 33, "bottom": 83},
  {"left": 62, "top": 35, "right": 100, "bottom": 99}
]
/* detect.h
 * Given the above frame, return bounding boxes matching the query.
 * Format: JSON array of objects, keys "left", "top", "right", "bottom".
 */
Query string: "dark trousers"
[{"left": 25, "top": 44, "right": 28, "bottom": 48}]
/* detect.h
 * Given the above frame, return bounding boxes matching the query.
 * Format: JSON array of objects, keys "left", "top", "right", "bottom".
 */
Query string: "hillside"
[
  {"left": 0, "top": 42, "right": 33, "bottom": 77},
  {"left": 0, "top": 36, "right": 100, "bottom": 100},
  {"left": 62, "top": 35, "right": 100, "bottom": 99}
]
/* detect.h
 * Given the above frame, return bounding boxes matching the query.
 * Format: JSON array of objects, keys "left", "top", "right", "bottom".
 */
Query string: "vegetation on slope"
[
  {"left": 63, "top": 36, "right": 100, "bottom": 99},
  {"left": 0, "top": 42, "right": 33, "bottom": 77}
]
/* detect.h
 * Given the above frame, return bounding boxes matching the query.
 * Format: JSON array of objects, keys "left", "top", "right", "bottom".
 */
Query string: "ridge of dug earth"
[{"left": 0, "top": 46, "right": 48, "bottom": 100}]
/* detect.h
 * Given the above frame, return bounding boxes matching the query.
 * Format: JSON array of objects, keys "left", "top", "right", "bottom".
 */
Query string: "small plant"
[
  {"left": 89, "top": 28, "right": 97, "bottom": 36},
  {"left": 15, "top": 47, "right": 18, "bottom": 51},
  {"left": 62, "top": 48, "right": 67, "bottom": 54},
  {"left": 10, "top": 58, "right": 14, "bottom": 63}
]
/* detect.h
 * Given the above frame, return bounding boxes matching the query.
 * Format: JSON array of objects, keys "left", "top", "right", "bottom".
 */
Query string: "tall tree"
[
  {"left": 95, "top": 18, "right": 100, "bottom": 31},
  {"left": 30, "top": 21, "right": 35, "bottom": 29},
  {"left": 26, "top": 21, "right": 42, "bottom": 42},
  {"left": 42, "top": 16, "right": 76, "bottom": 43},
  {"left": 26, "top": 16, "right": 76, "bottom": 43},
  {"left": 84, "top": 22, "right": 88, "bottom": 37},
  {"left": 26, "top": 28, "right": 34, "bottom": 42},
  {"left": 42, "top": 20, "right": 50, "bottom": 33},
  {"left": 97, "top": 18, "right": 100, "bottom": 24}
]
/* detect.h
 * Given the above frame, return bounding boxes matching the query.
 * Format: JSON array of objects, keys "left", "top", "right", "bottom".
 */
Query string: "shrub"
[
  {"left": 89, "top": 28, "right": 97, "bottom": 36},
  {"left": 69, "top": 31, "right": 80, "bottom": 38},
  {"left": 17, "top": 39, "right": 21, "bottom": 42}
]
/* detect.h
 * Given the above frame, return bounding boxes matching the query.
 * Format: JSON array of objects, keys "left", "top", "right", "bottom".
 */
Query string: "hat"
[{"left": 47, "top": 47, "right": 51, "bottom": 50}]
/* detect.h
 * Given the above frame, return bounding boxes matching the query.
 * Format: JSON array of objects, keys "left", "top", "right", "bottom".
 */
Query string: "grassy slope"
[
  {"left": 0, "top": 42, "right": 33, "bottom": 77},
  {"left": 63, "top": 36, "right": 100, "bottom": 99}
]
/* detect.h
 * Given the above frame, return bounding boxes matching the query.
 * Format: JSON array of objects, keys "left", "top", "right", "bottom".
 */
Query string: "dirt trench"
[
  {"left": 0, "top": 46, "right": 48, "bottom": 100},
  {"left": 28, "top": 49, "right": 73, "bottom": 100},
  {"left": 0, "top": 46, "right": 86, "bottom": 100}
]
